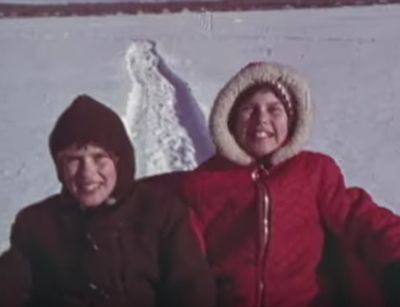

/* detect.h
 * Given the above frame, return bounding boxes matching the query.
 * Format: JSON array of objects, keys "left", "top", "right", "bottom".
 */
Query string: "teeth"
[
  {"left": 255, "top": 131, "right": 270, "bottom": 138},
  {"left": 81, "top": 183, "right": 100, "bottom": 192}
]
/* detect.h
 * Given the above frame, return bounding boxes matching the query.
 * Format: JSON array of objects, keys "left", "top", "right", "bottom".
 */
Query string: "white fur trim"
[{"left": 210, "top": 62, "right": 313, "bottom": 166}]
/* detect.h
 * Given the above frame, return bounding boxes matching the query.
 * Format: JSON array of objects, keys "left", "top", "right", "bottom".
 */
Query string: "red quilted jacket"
[{"left": 183, "top": 152, "right": 400, "bottom": 307}]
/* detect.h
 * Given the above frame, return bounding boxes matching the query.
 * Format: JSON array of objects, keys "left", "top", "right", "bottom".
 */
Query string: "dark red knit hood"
[{"left": 49, "top": 94, "right": 135, "bottom": 201}]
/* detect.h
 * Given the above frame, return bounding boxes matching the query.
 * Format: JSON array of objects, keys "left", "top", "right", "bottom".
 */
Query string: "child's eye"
[
  {"left": 240, "top": 105, "right": 253, "bottom": 113},
  {"left": 62, "top": 157, "right": 81, "bottom": 171},
  {"left": 269, "top": 106, "right": 283, "bottom": 115},
  {"left": 93, "top": 153, "right": 113, "bottom": 166},
  {"left": 93, "top": 153, "right": 109, "bottom": 161},
  {"left": 94, "top": 153, "right": 106, "bottom": 160},
  {"left": 64, "top": 156, "right": 80, "bottom": 165}
]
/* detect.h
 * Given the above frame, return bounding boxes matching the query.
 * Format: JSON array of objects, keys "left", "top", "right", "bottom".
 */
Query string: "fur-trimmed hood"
[{"left": 209, "top": 62, "right": 313, "bottom": 166}]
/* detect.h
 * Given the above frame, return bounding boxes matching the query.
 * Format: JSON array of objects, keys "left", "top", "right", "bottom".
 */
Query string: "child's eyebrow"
[
  {"left": 92, "top": 152, "right": 110, "bottom": 158},
  {"left": 269, "top": 102, "right": 284, "bottom": 108}
]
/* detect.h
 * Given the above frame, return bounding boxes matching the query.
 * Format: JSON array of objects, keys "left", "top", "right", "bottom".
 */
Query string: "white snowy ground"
[{"left": 1, "top": 5, "right": 400, "bottom": 251}]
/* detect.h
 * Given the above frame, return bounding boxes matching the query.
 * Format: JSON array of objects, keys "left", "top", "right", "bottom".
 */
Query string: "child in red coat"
[{"left": 183, "top": 62, "right": 400, "bottom": 307}]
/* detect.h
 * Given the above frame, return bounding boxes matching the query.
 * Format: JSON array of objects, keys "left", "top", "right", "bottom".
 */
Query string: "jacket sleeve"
[
  {"left": 317, "top": 155, "right": 400, "bottom": 271},
  {"left": 158, "top": 190, "right": 216, "bottom": 307},
  {"left": 0, "top": 212, "right": 32, "bottom": 306}
]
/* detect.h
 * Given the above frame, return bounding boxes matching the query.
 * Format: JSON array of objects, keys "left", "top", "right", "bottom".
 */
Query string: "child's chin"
[
  {"left": 78, "top": 195, "right": 105, "bottom": 208},
  {"left": 251, "top": 145, "right": 277, "bottom": 158}
]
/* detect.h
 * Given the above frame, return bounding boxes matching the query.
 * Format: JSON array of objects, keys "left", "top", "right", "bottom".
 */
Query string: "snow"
[
  {"left": 1, "top": 4, "right": 400, "bottom": 251},
  {"left": 124, "top": 40, "right": 213, "bottom": 175}
]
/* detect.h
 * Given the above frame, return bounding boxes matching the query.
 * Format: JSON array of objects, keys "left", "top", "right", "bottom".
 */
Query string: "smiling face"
[
  {"left": 57, "top": 144, "right": 118, "bottom": 208},
  {"left": 232, "top": 89, "right": 289, "bottom": 159}
]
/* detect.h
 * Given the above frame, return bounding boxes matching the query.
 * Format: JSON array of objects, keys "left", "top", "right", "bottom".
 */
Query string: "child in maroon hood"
[
  {"left": 182, "top": 62, "right": 400, "bottom": 307},
  {"left": 0, "top": 95, "right": 215, "bottom": 307}
]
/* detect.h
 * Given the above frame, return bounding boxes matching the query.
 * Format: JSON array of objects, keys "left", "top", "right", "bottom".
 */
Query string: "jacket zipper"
[{"left": 252, "top": 165, "right": 270, "bottom": 307}]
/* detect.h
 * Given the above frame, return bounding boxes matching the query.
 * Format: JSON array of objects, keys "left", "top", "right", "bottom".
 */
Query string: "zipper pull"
[{"left": 251, "top": 164, "right": 270, "bottom": 182}]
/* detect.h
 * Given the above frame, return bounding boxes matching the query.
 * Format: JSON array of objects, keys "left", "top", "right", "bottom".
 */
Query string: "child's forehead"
[
  {"left": 58, "top": 143, "right": 109, "bottom": 157},
  {"left": 242, "top": 91, "right": 283, "bottom": 106}
]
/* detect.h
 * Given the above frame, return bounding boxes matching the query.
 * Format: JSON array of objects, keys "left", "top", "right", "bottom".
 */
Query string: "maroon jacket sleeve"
[
  {"left": 0, "top": 212, "right": 32, "bottom": 306},
  {"left": 317, "top": 155, "right": 400, "bottom": 272},
  {"left": 158, "top": 189, "right": 216, "bottom": 307}
]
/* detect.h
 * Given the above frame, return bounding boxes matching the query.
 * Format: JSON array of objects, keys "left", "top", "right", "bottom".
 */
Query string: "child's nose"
[
  {"left": 79, "top": 159, "right": 97, "bottom": 178},
  {"left": 256, "top": 108, "right": 270, "bottom": 125}
]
